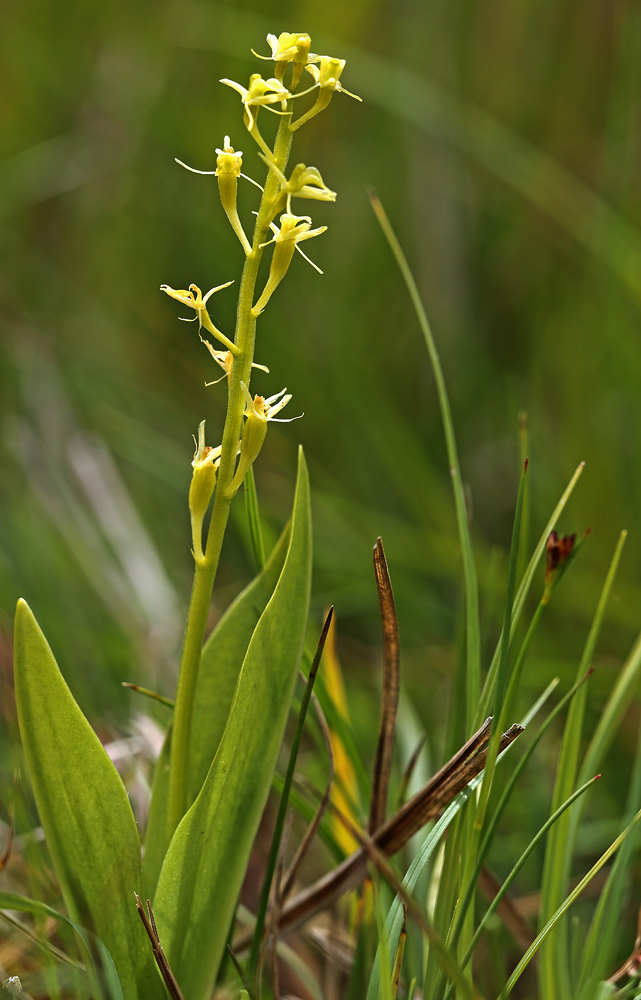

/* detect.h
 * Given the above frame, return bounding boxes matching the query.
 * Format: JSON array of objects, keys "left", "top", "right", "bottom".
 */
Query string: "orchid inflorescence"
[{"left": 160, "top": 30, "right": 359, "bottom": 563}]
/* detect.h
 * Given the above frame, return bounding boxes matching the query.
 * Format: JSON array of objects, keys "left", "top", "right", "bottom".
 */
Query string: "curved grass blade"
[
  {"left": 538, "top": 531, "right": 627, "bottom": 1000},
  {"left": 366, "top": 681, "right": 559, "bottom": 1000},
  {"left": 443, "top": 776, "right": 599, "bottom": 1000},
  {"left": 578, "top": 714, "right": 641, "bottom": 998},
  {"left": 0, "top": 891, "right": 124, "bottom": 1000},
  {"left": 13, "top": 600, "right": 163, "bottom": 1000},
  {"left": 369, "top": 192, "right": 480, "bottom": 737},
  {"left": 153, "top": 448, "right": 312, "bottom": 1000},
  {"left": 501, "top": 806, "right": 641, "bottom": 997},
  {"left": 446, "top": 672, "right": 590, "bottom": 960}
]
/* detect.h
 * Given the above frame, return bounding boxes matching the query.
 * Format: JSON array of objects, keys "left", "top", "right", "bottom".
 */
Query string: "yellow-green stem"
[{"left": 166, "top": 112, "right": 294, "bottom": 842}]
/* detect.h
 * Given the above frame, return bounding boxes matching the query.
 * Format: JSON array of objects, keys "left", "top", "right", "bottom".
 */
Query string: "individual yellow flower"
[
  {"left": 160, "top": 281, "right": 238, "bottom": 354},
  {"left": 259, "top": 156, "right": 336, "bottom": 218},
  {"left": 175, "top": 138, "right": 265, "bottom": 257},
  {"left": 220, "top": 74, "right": 290, "bottom": 159},
  {"left": 225, "top": 383, "right": 300, "bottom": 497},
  {"left": 253, "top": 32, "right": 314, "bottom": 88},
  {"left": 252, "top": 212, "right": 327, "bottom": 315},
  {"left": 189, "top": 420, "right": 222, "bottom": 564},
  {"left": 290, "top": 55, "right": 362, "bottom": 132}
]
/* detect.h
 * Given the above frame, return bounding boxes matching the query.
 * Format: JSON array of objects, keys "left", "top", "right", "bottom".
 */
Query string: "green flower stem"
[{"left": 166, "top": 112, "right": 294, "bottom": 842}]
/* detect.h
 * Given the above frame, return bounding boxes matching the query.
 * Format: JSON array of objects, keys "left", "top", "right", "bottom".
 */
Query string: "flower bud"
[
  {"left": 226, "top": 411, "right": 267, "bottom": 498},
  {"left": 189, "top": 421, "right": 221, "bottom": 563}
]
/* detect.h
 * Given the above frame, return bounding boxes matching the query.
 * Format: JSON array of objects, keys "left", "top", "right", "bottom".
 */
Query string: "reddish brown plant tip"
[
  {"left": 545, "top": 530, "right": 576, "bottom": 583},
  {"left": 524, "top": 457, "right": 529, "bottom": 472}
]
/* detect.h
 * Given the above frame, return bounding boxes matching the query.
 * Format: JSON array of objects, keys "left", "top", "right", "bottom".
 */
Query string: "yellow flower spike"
[
  {"left": 252, "top": 212, "right": 327, "bottom": 316},
  {"left": 220, "top": 74, "right": 291, "bottom": 159},
  {"left": 290, "top": 55, "right": 362, "bottom": 133},
  {"left": 160, "top": 281, "right": 239, "bottom": 354},
  {"left": 259, "top": 156, "right": 336, "bottom": 218},
  {"left": 201, "top": 343, "right": 269, "bottom": 386},
  {"left": 225, "top": 383, "right": 301, "bottom": 498},
  {"left": 252, "top": 32, "right": 314, "bottom": 88},
  {"left": 189, "top": 420, "right": 222, "bottom": 565}
]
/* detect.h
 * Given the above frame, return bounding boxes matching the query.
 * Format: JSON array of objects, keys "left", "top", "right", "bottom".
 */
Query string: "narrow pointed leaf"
[
  {"left": 153, "top": 448, "right": 312, "bottom": 1000},
  {"left": 12, "top": 604, "right": 163, "bottom": 1000}
]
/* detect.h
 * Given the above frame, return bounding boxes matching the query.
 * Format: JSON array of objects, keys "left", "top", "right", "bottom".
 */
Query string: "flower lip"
[{"left": 240, "top": 381, "right": 302, "bottom": 423}]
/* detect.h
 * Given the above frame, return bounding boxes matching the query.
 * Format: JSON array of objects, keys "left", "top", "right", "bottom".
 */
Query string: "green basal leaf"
[
  {"left": 153, "top": 447, "right": 312, "bottom": 1000},
  {"left": 13, "top": 601, "right": 164, "bottom": 1000},
  {"left": 0, "top": 889, "right": 124, "bottom": 1000},
  {"left": 143, "top": 722, "right": 172, "bottom": 900},
  {"left": 187, "top": 520, "right": 290, "bottom": 807}
]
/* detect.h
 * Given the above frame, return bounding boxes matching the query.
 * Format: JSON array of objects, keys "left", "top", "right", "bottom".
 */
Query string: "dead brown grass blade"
[
  {"left": 234, "top": 719, "right": 523, "bottom": 948},
  {"left": 135, "top": 894, "right": 185, "bottom": 1000},
  {"left": 369, "top": 538, "right": 401, "bottom": 834}
]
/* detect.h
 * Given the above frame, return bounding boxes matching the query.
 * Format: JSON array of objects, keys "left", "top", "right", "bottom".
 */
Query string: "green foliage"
[
  {"left": 187, "top": 521, "right": 290, "bottom": 807},
  {"left": 12, "top": 600, "right": 163, "bottom": 1000},
  {"left": 0, "top": 891, "right": 124, "bottom": 1000},
  {"left": 152, "top": 449, "right": 312, "bottom": 1000}
]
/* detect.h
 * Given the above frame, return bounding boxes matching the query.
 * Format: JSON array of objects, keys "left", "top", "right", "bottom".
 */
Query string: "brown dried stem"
[{"left": 369, "top": 538, "right": 401, "bottom": 834}]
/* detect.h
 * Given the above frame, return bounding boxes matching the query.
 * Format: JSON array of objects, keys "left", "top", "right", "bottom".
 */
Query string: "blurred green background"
[{"left": 2, "top": 0, "right": 641, "bottom": 864}]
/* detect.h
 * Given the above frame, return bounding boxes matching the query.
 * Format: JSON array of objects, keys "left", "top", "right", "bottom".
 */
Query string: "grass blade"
[
  {"left": 538, "top": 530, "right": 627, "bottom": 1000},
  {"left": 477, "top": 462, "right": 585, "bottom": 724},
  {"left": 244, "top": 465, "right": 265, "bottom": 571},
  {"left": 369, "top": 192, "right": 481, "bottom": 737},
  {"left": 578, "top": 712, "right": 641, "bottom": 997},
  {"left": 444, "top": 775, "right": 600, "bottom": 998},
  {"left": 502, "top": 806, "right": 641, "bottom": 997},
  {"left": 0, "top": 891, "right": 124, "bottom": 1000}
]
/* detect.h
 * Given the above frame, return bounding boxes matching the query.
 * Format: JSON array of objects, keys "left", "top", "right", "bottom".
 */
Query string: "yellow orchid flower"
[
  {"left": 225, "top": 383, "right": 301, "bottom": 497},
  {"left": 252, "top": 212, "right": 327, "bottom": 315},
  {"left": 290, "top": 55, "right": 362, "bottom": 132},
  {"left": 259, "top": 156, "right": 336, "bottom": 218},
  {"left": 160, "top": 281, "right": 238, "bottom": 354},
  {"left": 220, "top": 74, "right": 291, "bottom": 159},
  {"left": 253, "top": 32, "right": 314, "bottom": 88}
]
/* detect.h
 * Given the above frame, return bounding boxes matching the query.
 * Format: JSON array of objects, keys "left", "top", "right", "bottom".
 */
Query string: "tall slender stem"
[{"left": 166, "top": 112, "right": 294, "bottom": 841}]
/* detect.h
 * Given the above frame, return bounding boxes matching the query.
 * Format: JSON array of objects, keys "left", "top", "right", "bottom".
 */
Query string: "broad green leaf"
[
  {"left": 13, "top": 601, "right": 164, "bottom": 1000},
  {"left": 0, "top": 890, "right": 124, "bottom": 1000},
  {"left": 187, "top": 521, "right": 290, "bottom": 806},
  {"left": 143, "top": 723, "right": 171, "bottom": 900},
  {"left": 153, "top": 447, "right": 312, "bottom": 1000}
]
